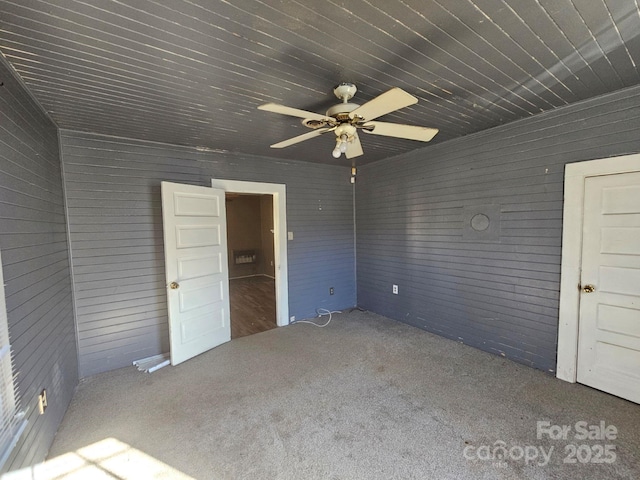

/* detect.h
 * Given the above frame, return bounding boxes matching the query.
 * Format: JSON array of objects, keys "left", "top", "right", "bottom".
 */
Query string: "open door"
[{"left": 161, "top": 182, "right": 231, "bottom": 365}]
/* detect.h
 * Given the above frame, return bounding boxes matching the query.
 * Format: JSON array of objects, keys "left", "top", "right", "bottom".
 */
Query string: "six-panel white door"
[
  {"left": 161, "top": 182, "right": 231, "bottom": 365},
  {"left": 577, "top": 171, "right": 640, "bottom": 403}
]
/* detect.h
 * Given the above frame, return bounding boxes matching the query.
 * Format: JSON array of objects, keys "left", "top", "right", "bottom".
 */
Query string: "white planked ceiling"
[{"left": 1, "top": 0, "right": 639, "bottom": 165}]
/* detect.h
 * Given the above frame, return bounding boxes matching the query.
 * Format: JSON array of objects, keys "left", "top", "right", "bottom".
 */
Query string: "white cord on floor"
[{"left": 293, "top": 308, "right": 341, "bottom": 328}]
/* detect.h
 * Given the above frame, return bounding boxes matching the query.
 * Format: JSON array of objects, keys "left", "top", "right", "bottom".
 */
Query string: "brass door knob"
[
  {"left": 169, "top": 281, "right": 180, "bottom": 290},
  {"left": 582, "top": 284, "right": 595, "bottom": 293}
]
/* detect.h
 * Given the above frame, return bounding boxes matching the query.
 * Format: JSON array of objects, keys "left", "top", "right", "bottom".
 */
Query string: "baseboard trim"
[{"left": 230, "top": 274, "right": 275, "bottom": 281}]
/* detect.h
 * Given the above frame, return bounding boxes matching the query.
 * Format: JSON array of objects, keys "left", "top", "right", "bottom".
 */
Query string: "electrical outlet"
[
  {"left": 290, "top": 315, "right": 295, "bottom": 323},
  {"left": 38, "top": 389, "right": 47, "bottom": 415},
  {"left": 329, "top": 287, "right": 334, "bottom": 295},
  {"left": 392, "top": 284, "right": 398, "bottom": 295}
]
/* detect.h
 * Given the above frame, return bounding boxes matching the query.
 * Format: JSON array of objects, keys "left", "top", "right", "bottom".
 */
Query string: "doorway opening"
[
  {"left": 211, "top": 178, "right": 290, "bottom": 332},
  {"left": 225, "top": 193, "right": 276, "bottom": 338}
]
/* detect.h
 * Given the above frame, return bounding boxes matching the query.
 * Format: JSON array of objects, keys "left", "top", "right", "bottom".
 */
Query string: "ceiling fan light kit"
[
  {"left": 332, "top": 123, "right": 357, "bottom": 158},
  {"left": 258, "top": 83, "right": 439, "bottom": 160}
]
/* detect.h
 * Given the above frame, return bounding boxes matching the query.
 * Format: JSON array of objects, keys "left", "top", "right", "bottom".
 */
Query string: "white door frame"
[
  {"left": 557, "top": 153, "right": 640, "bottom": 382},
  {"left": 211, "top": 178, "right": 290, "bottom": 327}
]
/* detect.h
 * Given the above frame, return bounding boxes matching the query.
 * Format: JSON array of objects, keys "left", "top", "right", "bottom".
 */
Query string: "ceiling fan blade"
[
  {"left": 270, "top": 127, "right": 333, "bottom": 148},
  {"left": 349, "top": 87, "right": 418, "bottom": 122},
  {"left": 345, "top": 132, "right": 364, "bottom": 159},
  {"left": 362, "top": 121, "right": 439, "bottom": 142},
  {"left": 258, "top": 103, "right": 332, "bottom": 122}
]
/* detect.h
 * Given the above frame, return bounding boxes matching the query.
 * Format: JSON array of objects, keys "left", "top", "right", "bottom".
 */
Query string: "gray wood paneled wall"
[
  {"left": 59, "top": 131, "right": 356, "bottom": 378},
  {"left": 0, "top": 58, "right": 77, "bottom": 471},
  {"left": 356, "top": 84, "right": 640, "bottom": 373}
]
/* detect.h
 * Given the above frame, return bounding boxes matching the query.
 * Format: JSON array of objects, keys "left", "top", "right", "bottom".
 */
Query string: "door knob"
[
  {"left": 582, "top": 284, "right": 595, "bottom": 293},
  {"left": 169, "top": 281, "right": 180, "bottom": 290}
]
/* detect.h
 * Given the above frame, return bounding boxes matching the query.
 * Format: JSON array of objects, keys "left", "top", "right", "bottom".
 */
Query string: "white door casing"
[
  {"left": 557, "top": 153, "right": 640, "bottom": 403},
  {"left": 576, "top": 172, "right": 640, "bottom": 403},
  {"left": 211, "top": 178, "right": 290, "bottom": 327},
  {"left": 161, "top": 182, "right": 231, "bottom": 365}
]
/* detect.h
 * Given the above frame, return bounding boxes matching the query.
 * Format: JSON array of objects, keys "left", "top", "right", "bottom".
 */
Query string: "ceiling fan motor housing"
[
  {"left": 302, "top": 101, "right": 360, "bottom": 128},
  {"left": 326, "top": 102, "right": 360, "bottom": 121}
]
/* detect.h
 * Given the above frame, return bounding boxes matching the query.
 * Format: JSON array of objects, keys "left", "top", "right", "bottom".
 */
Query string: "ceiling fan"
[{"left": 258, "top": 83, "right": 439, "bottom": 159}]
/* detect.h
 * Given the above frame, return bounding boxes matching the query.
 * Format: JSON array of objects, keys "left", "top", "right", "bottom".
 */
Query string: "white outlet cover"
[
  {"left": 288, "top": 231, "right": 294, "bottom": 240},
  {"left": 392, "top": 285, "right": 398, "bottom": 294}
]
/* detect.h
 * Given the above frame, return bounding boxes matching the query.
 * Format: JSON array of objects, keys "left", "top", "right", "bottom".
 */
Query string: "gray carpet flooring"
[{"left": 44, "top": 310, "right": 639, "bottom": 479}]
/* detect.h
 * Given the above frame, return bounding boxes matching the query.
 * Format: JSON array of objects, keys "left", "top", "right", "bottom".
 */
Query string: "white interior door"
[
  {"left": 161, "top": 181, "right": 231, "bottom": 365},
  {"left": 577, "top": 171, "right": 640, "bottom": 403}
]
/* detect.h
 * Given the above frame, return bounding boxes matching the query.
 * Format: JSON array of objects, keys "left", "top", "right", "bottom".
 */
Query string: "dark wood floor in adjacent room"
[{"left": 230, "top": 275, "right": 276, "bottom": 339}]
